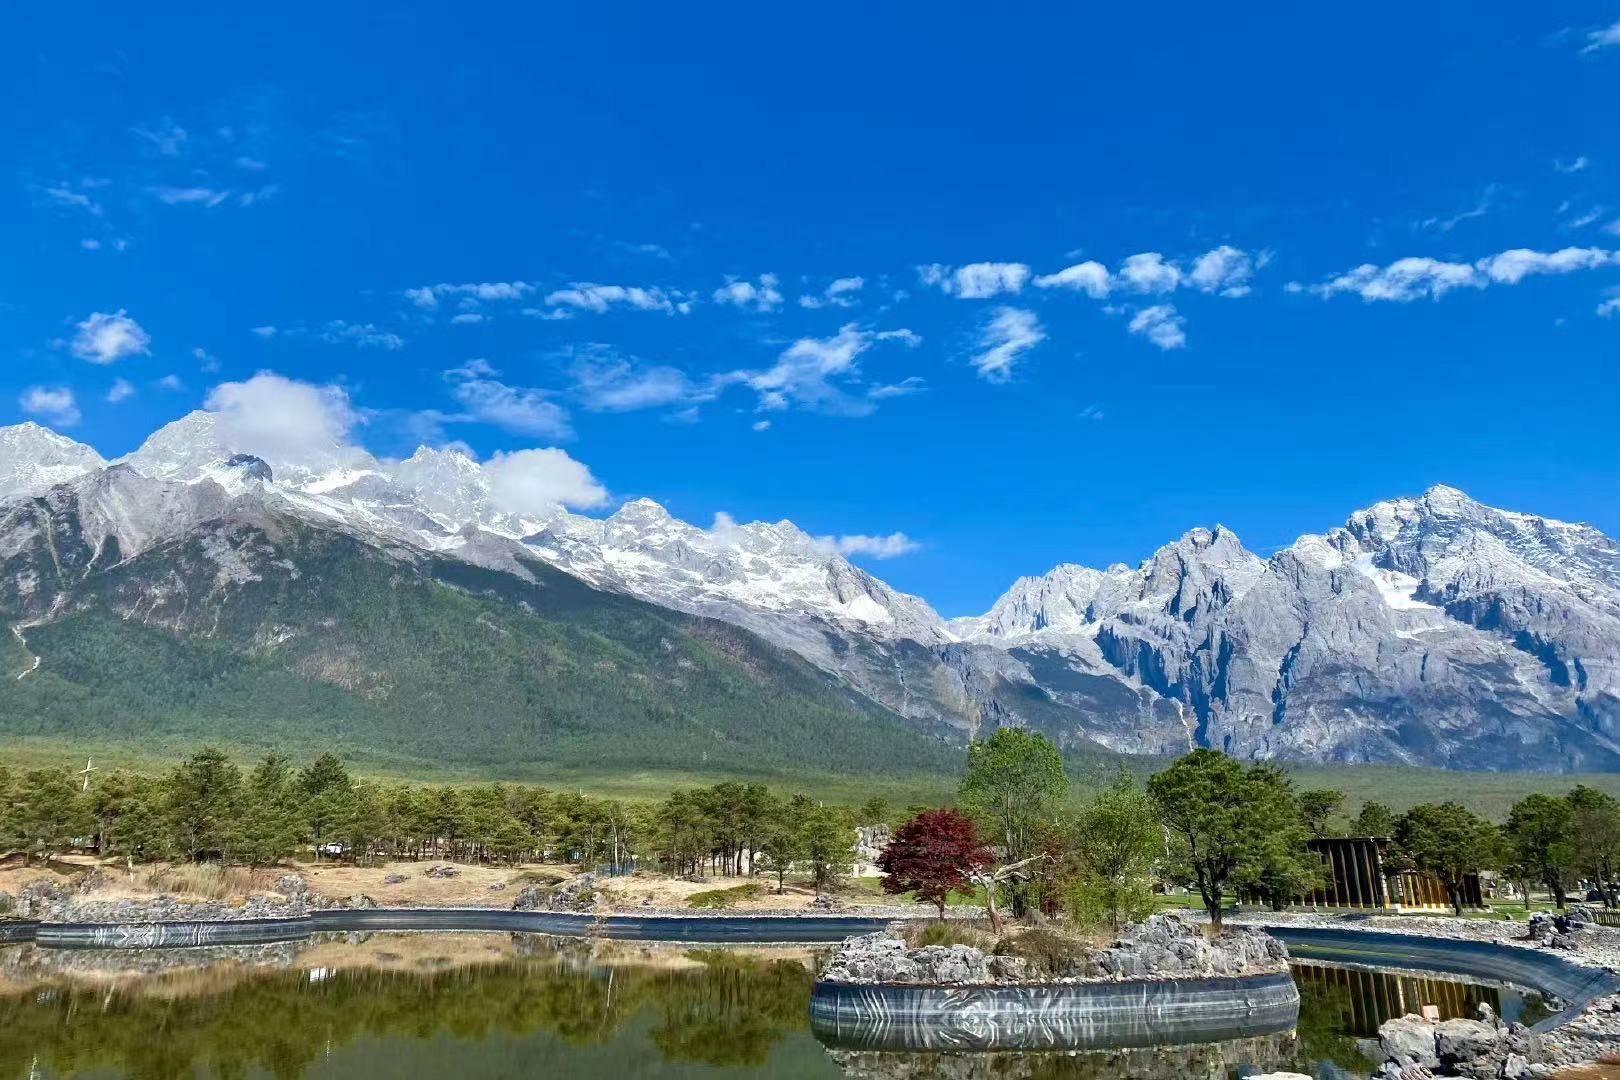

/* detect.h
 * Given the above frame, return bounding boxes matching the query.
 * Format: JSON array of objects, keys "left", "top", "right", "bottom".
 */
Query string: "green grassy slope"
[{"left": 0, "top": 508, "right": 961, "bottom": 784}]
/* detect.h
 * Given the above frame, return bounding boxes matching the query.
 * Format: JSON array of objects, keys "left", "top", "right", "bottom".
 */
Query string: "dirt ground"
[{"left": 1, "top": 857, "right": 907, "bottom": 911}]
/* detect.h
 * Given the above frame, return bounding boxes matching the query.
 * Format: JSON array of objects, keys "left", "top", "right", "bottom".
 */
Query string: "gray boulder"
[{"left": 1379, "top": 1015, "right": 1440, "bottom": 1069}]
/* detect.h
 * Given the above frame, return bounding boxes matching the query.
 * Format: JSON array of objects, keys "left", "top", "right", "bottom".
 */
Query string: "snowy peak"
[{"left": 0, "top": 422, "right": 107, "bottom": 500}]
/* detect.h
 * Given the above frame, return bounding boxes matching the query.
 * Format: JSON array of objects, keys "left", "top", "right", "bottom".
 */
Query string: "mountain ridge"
[{"left": 1, "top": 416, "right": 1616, "bottom": 772}]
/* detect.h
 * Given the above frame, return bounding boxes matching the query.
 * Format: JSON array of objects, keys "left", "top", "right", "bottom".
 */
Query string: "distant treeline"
[{"left": 0, "top": 749, "right": 875, "bottom": 885}]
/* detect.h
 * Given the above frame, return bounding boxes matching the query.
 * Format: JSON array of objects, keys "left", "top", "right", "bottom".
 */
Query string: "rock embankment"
[
  {"left": 1375, "top": 1005, "right": 1552, "bottom": 1079},
  {"left": 821, "top": 914, "right": 1289, "bottom": 986},
  {"left": 9, "top": 873, "right": 313, "bottom": 924}
]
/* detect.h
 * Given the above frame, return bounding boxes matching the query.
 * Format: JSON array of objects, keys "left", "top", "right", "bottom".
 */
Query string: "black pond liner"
[
  {"left": 23, "top": 909, "right": 896, "bottom": 949},
  {"left": 808, "top": 971, "right": 1301, "bottom": 1052},
  {"left": 1265, "top": 925, "right": 1620, "bottom": 1032},
  {"left": 0, "top": 921, "right": 37, "bottom": 944}
]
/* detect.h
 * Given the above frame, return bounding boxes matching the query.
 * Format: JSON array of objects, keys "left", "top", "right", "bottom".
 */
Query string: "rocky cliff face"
[{"left": 2, "top": 415, "right": 1617, "bottom": 772}]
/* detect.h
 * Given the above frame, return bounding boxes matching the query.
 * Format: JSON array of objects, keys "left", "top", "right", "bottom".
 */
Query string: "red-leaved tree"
[{"left": 878, "top": 808, "right": 994, "bottom": 920}]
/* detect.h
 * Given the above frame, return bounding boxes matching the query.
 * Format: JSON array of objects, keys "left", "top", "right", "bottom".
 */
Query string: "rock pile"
[
  {"left": 1526, "top": 906, "right": 1597, "bottom": 952},
  {"left": 820, "top": 915, "right": 1288, "bottom": 986},
  {"left": 511, "top": 872, "right": 602, "bottom": 912},
  {"left": 1375, "top": 1005, "right": 1547, "bottom": 1079}
]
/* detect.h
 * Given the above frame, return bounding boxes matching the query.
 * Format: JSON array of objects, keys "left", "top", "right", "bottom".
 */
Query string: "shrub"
[
  {"left": 140, "top": 863, "right": 262, "bottom": 900},
  {"left": 511, "top": 869, "right": 568, "bottom": 886},
  {"left": 906, "top": 921, "right": 992, "bottom": 949},
  {"left": 991, "top": 926, "right": 1102, "bottom": 978}
]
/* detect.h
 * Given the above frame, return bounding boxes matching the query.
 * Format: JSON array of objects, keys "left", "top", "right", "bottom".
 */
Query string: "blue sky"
[{"left": 4, "top": 5, "right": 1619, "bottom": 615}]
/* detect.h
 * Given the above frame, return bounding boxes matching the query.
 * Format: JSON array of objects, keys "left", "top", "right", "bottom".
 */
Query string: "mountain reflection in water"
[{"left": 0, "top": 935, "right": 1555, "bottom": 1079}]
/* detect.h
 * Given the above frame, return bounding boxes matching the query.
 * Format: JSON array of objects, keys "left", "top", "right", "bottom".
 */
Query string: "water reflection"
[{"left": 0, "top": 938, "right": 1558, "bottom": 1080}]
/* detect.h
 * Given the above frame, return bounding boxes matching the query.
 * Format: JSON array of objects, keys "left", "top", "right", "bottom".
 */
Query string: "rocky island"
[{"left": 812, "top": 915, "right": 1299, "bottom": 1052}]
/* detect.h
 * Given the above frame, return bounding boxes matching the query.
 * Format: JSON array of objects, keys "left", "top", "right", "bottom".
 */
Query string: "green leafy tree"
[
  {"left": 1395, "top": 802, "right": 1500, "bottom": 915},
  {"left": 229, "top": 755, "right": 302, "bottom": 868},
  {"left": 1504, "top": 794, "right": 1577, "bottom": 909},
  {"left": 958, "top": 727, "right": 1069, "bottom": 915},
  {"left": 1148, "top": 750, "right": 1313, "bottom": 927},
  {"left": 298, "top": 753, "right": 356, "bottom": 859},
  {"left": 800, "top": 804, "right": 854, "bottom": 894},
  {"left": 13, "top": 769, "right": 93, "bottom": 862},
  {"left": 1568, "top": 785, "right": 1620, "bottom": 908},
  {"left": 164, "top": 748, "right": 244, "bottom": 862},
  {"left": 1351, "top": 800, "right": 1398, "bottom": 838},
  {"left": 756, "top": 794, "right": 807, "bottom": 891},
  {"left": 1066, "top": 767, "right": 1161, "bottom": 928},
  {"left": 1299, "top": 788, "right": 1346, "bottom": 838}
]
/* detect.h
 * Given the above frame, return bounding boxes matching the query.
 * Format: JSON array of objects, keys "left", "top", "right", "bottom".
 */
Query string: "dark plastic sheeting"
[
  {"left": 1266, "top": 925, "right": 1620, "bottom": 1032},
  {"left": 809, "top": 971, "right": 1301, "bottom": 1052}
]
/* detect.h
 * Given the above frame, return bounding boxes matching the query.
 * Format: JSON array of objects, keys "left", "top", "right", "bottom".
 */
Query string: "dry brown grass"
[{"left": 139, "top": 863, "right": 269, "bottom": 901}]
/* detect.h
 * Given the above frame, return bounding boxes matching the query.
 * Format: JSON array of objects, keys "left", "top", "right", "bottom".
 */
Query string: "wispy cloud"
[
  {"left": 918, "top": 262, "right": 1030, "bottom": 299},
  {"left": 321, "top": 320, "right": 404, "bottom": 350},
  {"left": 404, "top": 281, "right": 535, "bottom": 310},
  {"left": 1556, "top": 155, "right": 1591, "bottom": 174},
  {"left": 970, "top": 307, "right": 1044, "bottom": 381},
  {"left": 1299, "top": 247, "right": 1616, "bottom": 301},
  {"left": 725, "top": 323, "right": 918, "bottom": 416},
  {"left": 570, "top": 351, "right": 709, "bottom": 413},
  {"left": 443, "top": 363, "right": 573, "bottom": 439},
  {"left": 1128, "top": 304, "right": 1187, "bottom": 350},
  {"left": 71, "top": 310, "right": 151, "bottom": 364},
  {"left": 1582, "top": 19, "right": 1620, "bottom": 53},
  {"left": 148, "top": 185, "right": 232, "bottom": 208},
  {"left": 19, "top": 386, "right": 82, "bottom": 427},
  {"left": 818, "top": 532, "right": 921, "bottom": 559},
  {"left": 799, "top": 276, "right": 865, "bottom": 309},
  {"left": 545, "top": 283, "right": 687, "bottom": 315},
  {"left": 1034, "top": 260, "right": 1111, "bottom": 298},
  {"left": 713, "top": 273, "right": 783, "bottom": 312},
  {"left": 106, "top": 378, "right": 136, "bottom": 404}
]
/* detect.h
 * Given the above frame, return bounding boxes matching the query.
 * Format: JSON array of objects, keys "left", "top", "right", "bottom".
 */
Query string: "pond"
[{"left": 0, "top": 934, "right": 1556, "bottom": 1079}]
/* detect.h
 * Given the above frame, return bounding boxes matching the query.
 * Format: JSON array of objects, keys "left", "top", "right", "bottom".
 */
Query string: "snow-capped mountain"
[
  {"left": 0, "top": 422, "right": 106, "bottom": 500},
  {"left": 2, "top": 414, "right": 1617, "bottom": 771},
  {"left": 956, "top": 486, "right": 1620, "bottom": 770}
]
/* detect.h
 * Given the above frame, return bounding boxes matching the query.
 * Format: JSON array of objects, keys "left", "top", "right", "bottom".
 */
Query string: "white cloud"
[
  {"left": 1128, "top": 304, "right": 1187, "bottom": 350},
  {"left": 445, "top": 368, "right": 573, "bottom": 439},
  {"left": 1078, "top": 404, "right": 1106, "bottom": 421},
  {"left": 250, "top": 325, "right": 278, "bottom": 339},
  {"left": 106, "top": 378, "right": 136, "bottom": 404},
  {"left": 545, "top": 283, "right": 684, "bottom": 315},
  {"left": 713, "top": 273, "right": 783, "bottom": 312},
  {"left": 205, "top": 372, "right": 359, "bottom": 466},
  {"left": 1582, "top": 20, "right": 1620, "bottom": 52},
  {"left": 405, "top": 281, "right": 535, "bottom": 310},
  {"left": 1598, "top": 291, "right": 1620, "bottom": 318},
  {"left": 450, "top": 312, "right": 485, "bottom": 325},
  {"left": 1118, "top": 252, "right": 1182, "bottom": 293},
  {"left": 44, "top": 184, "right": 103, "bottom": 216},
  {"left": 918, "top": 262, "right": 1031, "bottom": 299},
  {"left": 20, "top": 386, "right": 81, "bottom": 427},
  {"left": 149, "top": 186, "right": 232, "bottom": 208},
  {"left": 752, "top": 419, "right": 772, "bottom": 432},
  {"left": 1034, "top": 260, "right": 1112, "bottom": 298},
  {"left": 799, "top": 276, "right": 865, "bottom": 309},
  {"left": 483, "top": 448, "right": 608, "bottom": 515},
  {"left": 71, "top": 310, "right": 151, "bottom": 364},
  {"left": 817, "top": 532, "right": 921, "bottom": 559},
  {"left": 1477, "top": 246, "right": 1613, "bottom": 283},
  {"left": 1308, "top": 257, "right": 1483, "bottom": 301},
  {"left": 970, "top": 307, "right": 1044, "bottom": 382},
  {"left": 155, "top": 374, "right": 185, "bottom": 391},
  {"left": 321, "top": 320, "right": 405, "bottom": 350},
  {"left": 570, "top": 354, "right": 703, "bottom": 412},
  {"left": 1188, "top": 245, "right": 1255, "bottom": 296},
  {"left": 1305, "top": 247, "right": 1615, "bottom": 301},
  {"left": 131, "top": 116, "right": 188, "bottom": 156},
  {"left": 726, "top": 323, "right": 919, "bottom": 416},
  {"left": 193, "top": 347, "right": 220, "bottom": 372},
  {"left": 1556, "top": 155, "right": 1591, "bottom": 174}
]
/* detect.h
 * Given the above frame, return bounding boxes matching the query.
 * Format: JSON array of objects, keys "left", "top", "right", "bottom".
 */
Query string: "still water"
[{"left": 0, "top": 933, "right": 1554, "bottom": 1080}]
